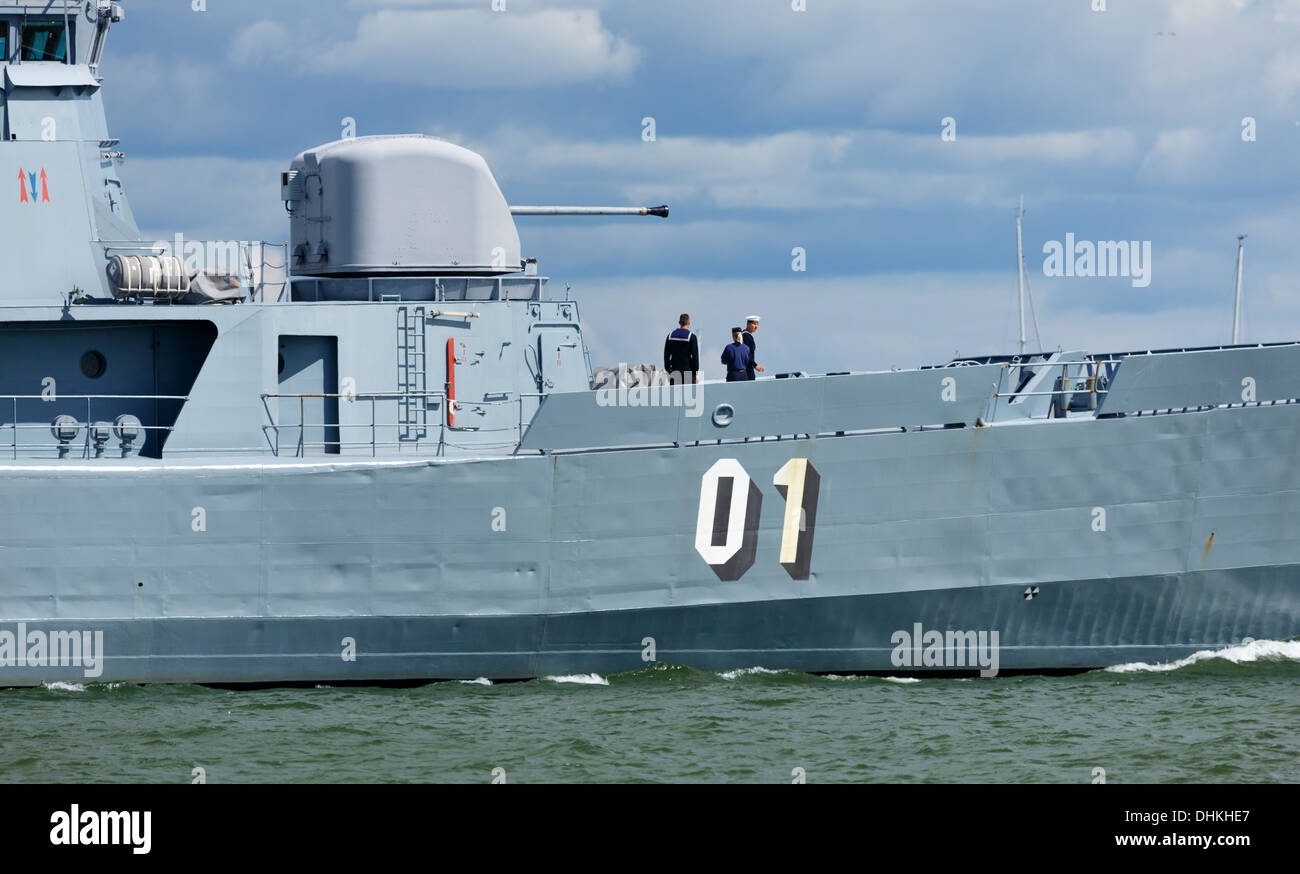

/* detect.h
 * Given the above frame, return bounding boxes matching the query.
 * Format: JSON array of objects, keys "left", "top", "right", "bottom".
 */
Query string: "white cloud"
[
  {"left": 1136, "top": 128, "right": 1215, "bottom": 185},
  {"left": 121, "top": 156, "right": 286, "bottom": 243},
  {"left": 576, "top": 267, "right": 1300, "bottom": 378},
  {"left": 234, "top": 8, "right": 640, "bottom": 87},
  {"left": 573, "top": 270, "right": 1283, "bottom": 377},
  {"left": 1266, "top": 51, "right": 1300, "bottom": 108},
  {"left": 101, "top": 55, "right": 239, "bottom": 147},
  {"left": 228, "top": 20, "right": 292, "bottom": 66},
  {"left": 940, "top": 130, "right": 1139, "bottom": 165},
  {"left": 603, "top": 0, "right": 1292, "bottom": 131},
  {"left": 477, "top": 126, "right": 1145, "bottom": 212},
  {"left": 343, "top": 0, "right": 609, "bottom": 8}
]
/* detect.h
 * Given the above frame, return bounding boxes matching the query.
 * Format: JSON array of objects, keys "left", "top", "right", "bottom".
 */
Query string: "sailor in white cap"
[{"left": 742, "top": 316, "right": 764, "bottom": 380}]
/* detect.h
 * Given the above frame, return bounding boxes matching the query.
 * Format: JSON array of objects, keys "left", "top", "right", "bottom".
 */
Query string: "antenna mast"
[
  {"left": 1016, "top": 196, "right": 1027, "bottom": 355},
  {"left": 1232, "top": 235, "right": 1246, "bottom": 344}
]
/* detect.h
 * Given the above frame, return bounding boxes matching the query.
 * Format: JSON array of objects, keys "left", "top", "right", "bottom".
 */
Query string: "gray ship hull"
[
  {"left": 5, "top": 400, "right": 1299, "bottom": 685},
  {"left": 1, "top": 570, "right": 1294, "bottom": 685}
]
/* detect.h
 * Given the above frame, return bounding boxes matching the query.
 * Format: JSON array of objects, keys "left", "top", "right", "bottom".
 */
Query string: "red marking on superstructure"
[{"left": 446, "top": 338, "right": 457, "bottom": 429}]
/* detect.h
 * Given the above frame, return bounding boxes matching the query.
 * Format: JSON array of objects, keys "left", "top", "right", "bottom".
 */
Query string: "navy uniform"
[
  {"left": 741, "top": 315, "right": 761, "bottom": 380},
  {"left": 720, "top": 329, "right": 751, "bottom": 382},
  {"left": 663, "top": 325, "right": 700, "bottom": 384}
]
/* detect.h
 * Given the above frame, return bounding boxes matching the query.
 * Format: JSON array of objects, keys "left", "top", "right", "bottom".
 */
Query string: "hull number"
[{"left": 695, "top": 458, "right": 821, "bottom": 581}]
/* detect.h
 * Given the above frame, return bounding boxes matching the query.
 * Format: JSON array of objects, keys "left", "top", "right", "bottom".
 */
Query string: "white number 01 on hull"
[{"left": 695, "top": 458, "right": 821, "bottom": 581}]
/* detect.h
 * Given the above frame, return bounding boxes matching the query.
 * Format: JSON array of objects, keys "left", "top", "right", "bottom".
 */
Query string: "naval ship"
[{"left": 2, "top": 2, "right": 1298, "bottom": 685}]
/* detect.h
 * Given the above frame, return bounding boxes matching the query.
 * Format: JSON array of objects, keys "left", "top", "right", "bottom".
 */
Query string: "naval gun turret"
[
  {"left": 285, "top": 135, "right": 521, "bottom": 277},
  {"left": 283, "top": 134, "right": 666, "bottom": 288}
]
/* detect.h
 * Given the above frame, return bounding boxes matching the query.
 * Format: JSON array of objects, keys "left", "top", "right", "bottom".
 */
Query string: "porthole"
[
  {"left": 712, "top": 403, "right": 735, "bottom": 427},
  {"left": 80, "top": 350, "right": 107, "bottom": 379}
]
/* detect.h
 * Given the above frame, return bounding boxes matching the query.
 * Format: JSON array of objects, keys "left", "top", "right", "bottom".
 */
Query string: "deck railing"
[
  {"left": 986, "top": 358, "right": 1120, "bottom": 421},
  {"left": 0, "top": 394, "right": 184, "bottom": 460},
  {"left": 259, "top": 391, "right": 546, "bottom": 457}
]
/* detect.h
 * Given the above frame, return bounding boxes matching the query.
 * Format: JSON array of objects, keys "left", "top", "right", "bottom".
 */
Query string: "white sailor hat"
[{"left": 745, "top": 315, "right": 761, "bottom": 323}]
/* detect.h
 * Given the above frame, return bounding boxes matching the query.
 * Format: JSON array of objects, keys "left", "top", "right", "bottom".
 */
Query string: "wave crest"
[
  {"left": 718, "top": 666, "right": 788, "bottom": 680},
  {"left": 543, "top": 673, "right": 609, "bottom": 685},
  {"left": 1105, "top": 638, "right": 1300, "bottom": 674}
]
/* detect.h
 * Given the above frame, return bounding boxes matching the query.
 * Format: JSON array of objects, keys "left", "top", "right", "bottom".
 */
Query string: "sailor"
[
  {"left": 663, "top": 313, "right": 700, "bottom": 385},
  {"left": 721, "top": 328, "right": 752, "bottom": 382},
  {"left": 742, "top": 316, "right": 765, "bottom": 380}
]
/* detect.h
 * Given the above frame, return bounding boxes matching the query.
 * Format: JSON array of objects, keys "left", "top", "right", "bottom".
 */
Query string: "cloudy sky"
[{"left": 105, "top": 0, "right": 1300, "bottom": 372}]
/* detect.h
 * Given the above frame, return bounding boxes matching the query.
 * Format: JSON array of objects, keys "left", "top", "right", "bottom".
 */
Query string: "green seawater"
[{"left": 2, "top": 649, "right": 1298, "bottom": 784}]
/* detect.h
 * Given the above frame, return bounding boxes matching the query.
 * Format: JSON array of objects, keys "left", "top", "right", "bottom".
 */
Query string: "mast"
[
  {"left": 1232, "top": 235, "right": 1246, "bottom": 344},
  {"left": 1016, "top": 195, "right": 1027, "bottom": 356}
]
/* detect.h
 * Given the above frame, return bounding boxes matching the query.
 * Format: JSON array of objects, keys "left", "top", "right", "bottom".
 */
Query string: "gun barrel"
[{"left": 509, "top": 205, "right": 669, "bottom": 218}]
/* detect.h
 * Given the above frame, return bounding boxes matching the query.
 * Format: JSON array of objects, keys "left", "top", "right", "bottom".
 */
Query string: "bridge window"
[
  {"left": 1, "top": 27, "right": 8, "bottom": 61},
  {"left": 21, "top": 20, "right": 67, "bottom": 62}
]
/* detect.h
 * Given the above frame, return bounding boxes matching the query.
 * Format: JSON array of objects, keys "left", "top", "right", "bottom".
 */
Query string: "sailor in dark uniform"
[
  {"left": 721, "top": 328, "right": 751, "bottom": 382},
  {"left": 741, "top": 315, "right": 765, "bottom": 380},
  {"left": 663, "top": 313, "right": 700, "bottom": 385}
]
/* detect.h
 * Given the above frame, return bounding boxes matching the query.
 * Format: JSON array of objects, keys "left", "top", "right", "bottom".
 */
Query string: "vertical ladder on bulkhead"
[{"left": 396, "top": 306, "right": 428, "bottom": 441}]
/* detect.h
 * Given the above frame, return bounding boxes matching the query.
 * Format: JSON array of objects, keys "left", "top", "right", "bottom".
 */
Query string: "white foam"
[
  {"left": 543, "top": 673, "right": 609, "bottom": 685},
  {"left": 882, "top": 676, "right": 921, "bottom": 684},
  {"left": 458, "top": 677, "right": 493, "bottom": 686},
  {"left": 719, "top": 666, "right": 785, "bottom": 680},
  {"left": 42, "top": 681, "right": 86, "bottom": 692},
  {"left": 1105, "top": 638, "right": 1300, "bottom": 674}
]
